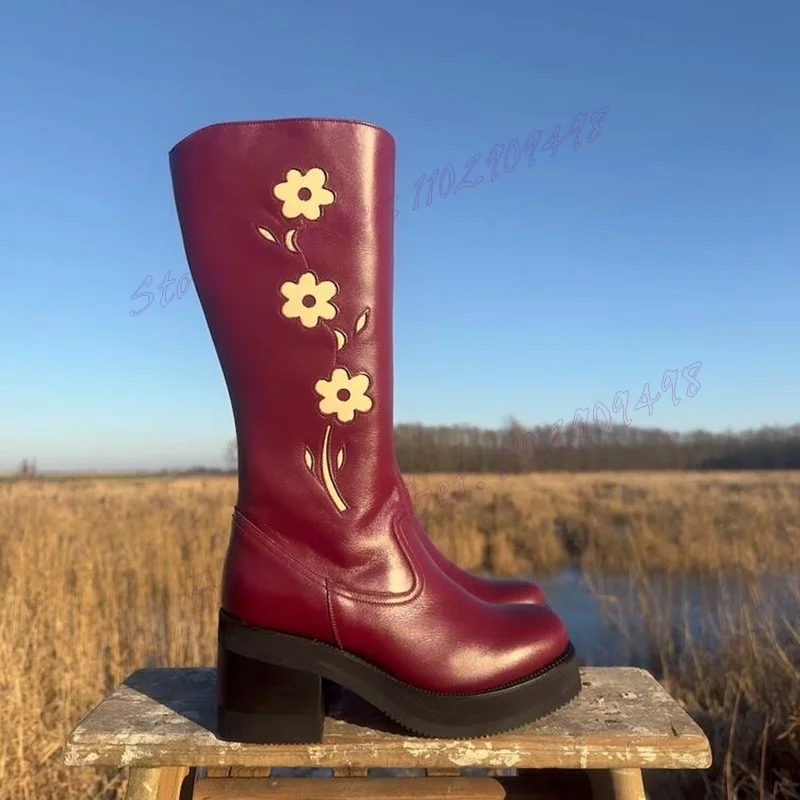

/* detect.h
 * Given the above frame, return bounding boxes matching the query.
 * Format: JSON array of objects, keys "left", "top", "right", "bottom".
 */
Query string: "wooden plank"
[
  {"left": 191, "top": 773, "right": 595, "bottom": 799},
  {"left": 193, "top": 776, "right": 506, "bottom": 799},
  {"left": 206, "top": 768, "right": 233, "bottom": 777},
  {"left": 332, "top": 767, "right": 368, "bottom": 776},
  {"left": 64, "top": 666, "right": 711, "bottom": 771},
  {"left": 204, "top": 767, "right": 271, "bottom": 777},
  {"left": 229, "top": 767, "right": 272, "bottom": 777}
]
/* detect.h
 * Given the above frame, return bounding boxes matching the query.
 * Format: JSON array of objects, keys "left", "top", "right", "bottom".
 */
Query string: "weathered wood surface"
[{"left": 64, "top": 667, "right": 711, "bottom": 771}]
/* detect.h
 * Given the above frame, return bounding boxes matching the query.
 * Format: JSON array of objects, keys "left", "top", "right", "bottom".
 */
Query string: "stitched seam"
[
  {"left": 327, "top": 511, "right": 425, "bottom": 606},
  {"left": 235, "top": 507, "right": 423, "bottom": 605},
  {"left": 235, "top": 511, "right": 326, "bottom": 588},
  {"left": 325, "top": 580, "right": 343, "bottom": 649},
  {"left": 173, "top": 118, "right": 391, "bottom": 151}
]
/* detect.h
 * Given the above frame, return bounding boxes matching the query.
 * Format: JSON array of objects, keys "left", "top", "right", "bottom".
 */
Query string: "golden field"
[{"left": 0, "top": 472, "right": 798, "bottom": 799}]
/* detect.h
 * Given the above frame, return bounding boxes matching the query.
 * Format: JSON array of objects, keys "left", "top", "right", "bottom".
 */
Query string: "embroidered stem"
[{"left": 321, "top": 424, "right": 347, "bottom": 511}]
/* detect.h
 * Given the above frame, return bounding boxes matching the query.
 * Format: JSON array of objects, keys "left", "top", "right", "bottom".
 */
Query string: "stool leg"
[
  {"left": 589, "top": 768, "right": 646, "bottom": 800},
  {"left": 125, "top": 768, "right": 161, "bottom": 800},
  {"left": 124, "top": 766, "right": 192, "bottom": 800},
  {"left": 157, "top": 767, "right": 193, "bottom": 799}
]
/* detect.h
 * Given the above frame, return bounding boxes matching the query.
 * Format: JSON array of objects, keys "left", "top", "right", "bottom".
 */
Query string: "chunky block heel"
[
  {"left": 216, "top": 643, "right": 324, "bottom": 743},
  {"left": 219, "top": 610, "right": 581, "bottom": 742}
]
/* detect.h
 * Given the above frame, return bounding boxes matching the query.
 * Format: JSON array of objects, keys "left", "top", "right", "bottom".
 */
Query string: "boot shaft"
[
  {"left": 168, "top": 121, "right": 579, "bottom": 723},
  {"left": 170, "top": 119, "right": 398, "bottom": 533}
]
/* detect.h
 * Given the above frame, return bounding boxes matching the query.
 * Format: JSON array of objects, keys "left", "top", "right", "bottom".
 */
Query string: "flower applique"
[
  {"left": 273, "top": 167, "right": 335, "bottom": 220},
  {"left": 256, "top": 165, "right": 376, "bottom": 512},
  {"left": 280, "top": 272, "right": 338, "bottom": 328},
  {"left": 315, "top": 368, "right": 373, "bottom": 424}
]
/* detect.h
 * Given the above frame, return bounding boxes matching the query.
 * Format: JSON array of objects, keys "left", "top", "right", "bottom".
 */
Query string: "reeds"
[{"left": 0, "top": 472, "right": 797, "bottom": 799}]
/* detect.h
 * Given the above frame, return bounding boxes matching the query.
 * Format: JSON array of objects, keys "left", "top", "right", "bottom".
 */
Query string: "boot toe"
[
  {"left": 483, "top": 603, "right": 571, "bottom": 689},
  {"left": 491, "top": 577, "right": 547, "bottom": 605}
]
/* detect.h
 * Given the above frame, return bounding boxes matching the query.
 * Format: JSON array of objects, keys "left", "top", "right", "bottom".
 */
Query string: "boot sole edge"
[{"left": 216, "top": 610, "right": 581, "bottom": 742}]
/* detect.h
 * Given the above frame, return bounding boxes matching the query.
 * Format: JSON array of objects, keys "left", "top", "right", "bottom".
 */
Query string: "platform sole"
[{"left": 216, "top": 609, "right": 581, "bottom": 743}]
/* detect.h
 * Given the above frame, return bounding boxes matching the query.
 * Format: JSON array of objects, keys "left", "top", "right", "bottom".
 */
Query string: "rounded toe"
[
  {"left": 493, "top": 577, "right": 547, "bottom": 605},
  {"left": 517, "top": 603, "right": 570, "bottom": 675},
  {"left": 478, "top": 603, "right": 571, "bottom": 690}
]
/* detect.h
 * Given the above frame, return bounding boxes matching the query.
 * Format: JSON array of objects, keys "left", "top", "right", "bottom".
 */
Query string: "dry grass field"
[{"left": 1, "top": 472, "right": 798, "bottom": 799}]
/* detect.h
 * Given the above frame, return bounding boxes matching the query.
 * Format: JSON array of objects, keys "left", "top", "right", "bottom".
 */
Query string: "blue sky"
[{"left": 1, "top": 0, "right": 798, "bottom": 471}]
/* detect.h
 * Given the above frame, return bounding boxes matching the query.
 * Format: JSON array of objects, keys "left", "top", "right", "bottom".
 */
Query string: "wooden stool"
[{"left": 64, "top": 666, "right": 711, "bottom": 799}]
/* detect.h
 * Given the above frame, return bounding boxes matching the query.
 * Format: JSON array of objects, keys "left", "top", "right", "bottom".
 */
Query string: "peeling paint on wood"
[{"left": 63, "top": 667, "right": 712, "bottom": 771}]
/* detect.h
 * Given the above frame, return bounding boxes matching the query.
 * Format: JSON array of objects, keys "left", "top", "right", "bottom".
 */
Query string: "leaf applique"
[{"left": 355, "top": 309, "right": 369, "bottom": 334}]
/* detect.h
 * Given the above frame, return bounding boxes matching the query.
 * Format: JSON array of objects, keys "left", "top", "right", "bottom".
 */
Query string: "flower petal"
[
  {"left": 284, "top": 204, "right": 302, "bottom": 219},
  {"left": 317, "top": 281, "right": 338, "bottom": 302},
  {"left": 319, "top": 395, "right": 339, "bottom": 416},
  {"left": 306, "top": 167, "right": 327, "bottom": 188},
  {"left": 349, "top": 373, "right": 371, "bottom": 395},
  {"left": 330, "top": 367, "right": 350, "bottom": 388},
  {"left": 280, "top": 280, "right": 299, "bottom": 300},
  {"left": 353, "top": 393, "right": 374, "bottom": 413},
  {"left": 336, "top": 406, "right": 356, "bottom": 424},
  {"left": 298, "top": 308, "right": 318, "bottom": 328},
  {"left": 317, "top": 187, "right": 335, "bottom": 206},
  {"left": 297, "top": 272, "right": 317, "bottom": 291},
  {"left": 274, "top": 170, "right": 302, "bottom": 202},
  {"left": 315, "top": 378, "right": 333, "bottom": 397},
  {"left": 302, "top": 202, "right": 322, "bottom": 221},
  {"left": 318, "top": 302, "right": 337, "bottom": 321},
  {"left": 281, "top": 299, "right": 299, "bottom": 320}
]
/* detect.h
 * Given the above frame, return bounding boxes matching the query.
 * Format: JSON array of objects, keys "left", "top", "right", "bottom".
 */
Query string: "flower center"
[
  {"left": 336, "top": 389, "right": 351, "bottom": 402},
  {"left": 301, "top": 294, "right": 316, "bottom": 307},
  {"left": 297, "top": 187, "right": 312, "bottom": 201}
]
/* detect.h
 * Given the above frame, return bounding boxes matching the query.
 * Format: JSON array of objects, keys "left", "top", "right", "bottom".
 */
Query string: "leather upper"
[{"left": 170, "top": 118, "right": 568, "bottom": 692}]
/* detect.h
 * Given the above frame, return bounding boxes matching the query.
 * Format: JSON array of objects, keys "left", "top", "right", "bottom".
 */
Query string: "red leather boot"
[
  {"left": 169, "top": 118, "right": 579, "bottom": 743},
  {"left": 395, "top": 470, "right": 547, "bottom": 604}
]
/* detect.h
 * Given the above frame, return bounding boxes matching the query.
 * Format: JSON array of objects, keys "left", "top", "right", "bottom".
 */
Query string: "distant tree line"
[
  {"left": 17, "top": 458, "right": 37, "bottom": 478},
  {"left": 224, "top": 421, "right": 800, "bottom": 474}
]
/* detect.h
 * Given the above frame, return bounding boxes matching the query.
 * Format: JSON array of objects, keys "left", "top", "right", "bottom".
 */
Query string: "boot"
[
  {"left": 395, "top": 469, "right": 547, "bottom": 604},
  {"left": 169, "top": 117, "right": 579, "bottom": 743}
]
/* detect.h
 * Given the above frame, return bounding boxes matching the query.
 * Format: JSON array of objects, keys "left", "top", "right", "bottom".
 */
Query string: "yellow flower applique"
[
  {"left": 280, "top": 272, "right": 337, "bottom": 328},
  {"left": 273, "top": 167, "right": 335, "bottom": 220},
  {"left": 315, "top": 368, "right": 373, "bottom": 424}
]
